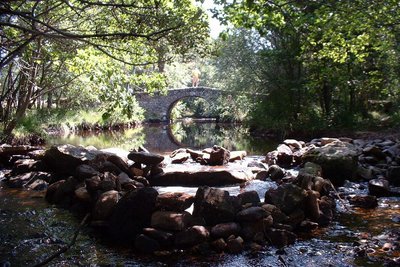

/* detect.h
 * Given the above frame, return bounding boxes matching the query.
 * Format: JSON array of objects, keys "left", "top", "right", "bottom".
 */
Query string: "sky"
[{"left": 196, "top": 0, "right": 225, "bottom": 39}]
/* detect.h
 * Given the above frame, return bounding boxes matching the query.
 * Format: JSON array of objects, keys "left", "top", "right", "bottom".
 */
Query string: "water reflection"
[{"left": 47, "top": 122, "right": 277, "bottom": 155}]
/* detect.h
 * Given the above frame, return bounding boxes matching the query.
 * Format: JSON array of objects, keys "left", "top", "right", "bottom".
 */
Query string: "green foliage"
[
  {"left": 212, "top": 0, "right": 400, "bottom": 132},
  {"left": 0, "top": 0, "right": 210, "bottom": 138}
]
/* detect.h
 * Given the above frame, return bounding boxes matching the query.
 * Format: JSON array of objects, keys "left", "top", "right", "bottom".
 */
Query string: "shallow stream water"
[{"left": 1, "top": 122, "right": 399, "bottom": 266}]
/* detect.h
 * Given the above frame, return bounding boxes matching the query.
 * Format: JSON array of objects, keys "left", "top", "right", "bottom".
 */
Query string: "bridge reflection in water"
[{"left": 47, "top": 122, "right": 278, "bottom": 156}]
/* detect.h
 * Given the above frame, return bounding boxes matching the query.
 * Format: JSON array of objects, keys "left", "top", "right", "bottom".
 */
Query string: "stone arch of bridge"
[
  {"left": 134, "top": 87, "right": 224, "bottom": 122},
  {"left": 166, "top": 95, "right": 217, "bottom": 121}
]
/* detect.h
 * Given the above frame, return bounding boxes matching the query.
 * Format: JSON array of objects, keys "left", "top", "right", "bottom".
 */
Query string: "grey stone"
[
  {"left": 128, "top": 151, "right": 164, "bottom": 165},
  {"left": 174, "top": 225, "right": 209, "bottom": 247},
  {"left": 193, "top": 186, "right": 237, "bottom": 226},
  {"left": 151, "top": 211, "right": 192, "bottom": 231}
]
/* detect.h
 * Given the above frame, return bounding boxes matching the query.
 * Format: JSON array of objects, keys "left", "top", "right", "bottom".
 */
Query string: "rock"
[
  {"left": 210, "top": 222, "right": 241, "bottom": 238},
  {"left": 226, "top": 236, "right": 244, "bottom": 254},
  {"left": 99, "top": 172, "right": 118, "bottom": 192},
  {"left": 318, "top": 196, "right": 335, "bottom": 226},
  {"left": 240, "top": 221, "right": 264, "bottom": 241},
  {"left": 298, "top": 220, "right": 319, "bottom": 232},
  {"left": 348, "top": 195, "right": 378, "bottom": 209},
  {"left": 229, "top": 151, "right": 247, "bottom": 162},
  {"left": 75, "top": 164, "right": 99, "bottom": 180},
  {"left": 320, "top": 137, "right": 340, "bottom": 146},
  {"left": 142, "top": 228, "right": 174, "bottom": 247},
  {"left": 0, "top": 145, "right": 41, "bottom": 159},
  {"left": 150, "top": 164, "right": 164, "bottom": 176},
  {"left": 255, "top": 170, "right": 268, "bottom": 180},
  {"left": 134, "top": 234, "right": 160, "bottom": 254},
  {"left": 387, "top": 166, "right": 400, "bottom": 186},
  {"left": 267, "top": 165, "right": 285, "bottom": 181},
  {"left": 265, "top": 184, "right": 307, "bottom": 215},
  {"left": 266, "top": 228, "right": 297, "bottom": 248},
  {"left": 283, "top": 139, "right": 302, "bottom": 150},
  {"left": 193, "top": 186, "right": 237, "bottom": 226},
  {"left": 262, "top": 204, "right": 288, "bottom": 224},
  {"left": 285, "top": 209, "right": 305, "bottom": 227},
  {"left": 45, "top": 180, "right": 65, "bottom": 203},
  {"left": 356, "top": 165, "right": 374, "bottom": 180},
  {"left": 11, "top": 159, "right": 46, "bottom": 175},
  {"left": 170, "top": 153, "right": 190, "bottom": 164},
  {"left": 368, "top": 179, "right": 390, "bottom": 197},
  {"left": 27, "top": 179, "right": 48, "bottom": 191},
  {"left": 211, "top": 238, "right": 227, "bottom": 252},
  {"left": 262, "top": 215, "right": 274, "bottom": 229},
  {"left": 300, "top": 162, "right": 322, "bottom": 176},
  {"left": 99, "top": 161, "right": 122, "bottom": 175},
  {"left": 108, "top": 187, "right": 158, "bottom": 243},
  {"left": 208, "top": 146, "right": 230, "bottom": 166},
  {"left": 117, "top": 172, "right": 132, "bottom": 185},
  {"left": 93, "top": 190, "right": 119, "bottom": 220},
  {"left": 151, "top": 211, "right": 192, "bottom": 231},
  {"left": 247, "top": 161, "right": 267, "bottom": 169},
  {"left": 128, "top": 151, "right": 164, "bottom": 165},
  {"left": 47, "top": 177, "right": 79, "bottom": 206},
  {"left": 302, "top": 141, "right": 360, "bottom": 185},
  {"left": 75, "top": 187, "right": 91, "bottom": 203},
  {"left": 174, "top": 225, "right": 210, "bottom": 247},
  {"left": 149, "top": 168, "right": 253, "bottom": 186},
  {"left": 304, "top": 190, "right": 320, "bottom": 222},
  {"left": 7, "top": 171, "right": 52, "bottom": 188},
  {"left": 156, "top": 192, "right": 194, "bottom": 212},
  {"left": 85, "top": 175, "right": 102, "bottom": 195},
  {"left": 363, "top": 146, "right": 386, "bottom": 159},
  {"left": 236, "top": 207, "right": 269, "bottom": 222},
  {"left": 276, "top": 144, "right": 293, "bottom": 166},
  {"left": 186, "top": 149, "right": 204, "bottom": 160},
  {"left": 43, "top": 145, "right": 102, "bottom": 175},
  {"left": 265, "top": 151, "right": 278, "bottom": 165},
  {"left": 237, "top": 190, "right": 260, "bottom": 206},
  {"left": 107, "top": 154, "right": 130, "bottom": 175}
]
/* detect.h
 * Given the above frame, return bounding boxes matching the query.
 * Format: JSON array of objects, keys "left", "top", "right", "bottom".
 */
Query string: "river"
[{"left": 1, "top": 122, "right": 399, "bottom": 266}]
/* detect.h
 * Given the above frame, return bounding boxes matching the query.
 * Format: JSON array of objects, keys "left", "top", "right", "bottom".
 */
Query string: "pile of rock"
[
  {"left": 168, "top": 145, "right": 246, "bottom": 165},
  {"left": 265, "top": 137, "right": 400, "bottom": 208},
  {"left": 107, "top": 183, "right": 335, "bottom": 254}
]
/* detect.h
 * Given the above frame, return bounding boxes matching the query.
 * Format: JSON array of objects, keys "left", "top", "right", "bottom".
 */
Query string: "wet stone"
[{"left": 348, "top": 195, "right": 378, "bottom": 209}]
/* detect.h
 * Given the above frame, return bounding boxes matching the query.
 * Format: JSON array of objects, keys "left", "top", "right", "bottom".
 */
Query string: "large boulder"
[
  {"left": 193, "top": 186, "right": 237, "bottom": 226},
  {"left": 265, "top": 184, "right": 307, "bottom": 215},
  {"left": 43, "top": 145, "right": 102, "bottom": 175},
  {"left": 208, "top": 146, "right": 230, "bottom": 166},
  {"left": 108, "top": 187, "right": 158, "bottom": 243},
  {"left": 149, "top": 167, "right": 253, "bottom": 187},
  {"left": 127, "top": 151, "right": 164, "bottom": 165},
  {"left": 302, "top": 141, "right": 360, "bottom": 185}
]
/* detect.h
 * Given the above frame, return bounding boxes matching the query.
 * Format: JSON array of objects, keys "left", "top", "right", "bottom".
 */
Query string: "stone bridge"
[{"left": 135, "top": 87, "right": 226, "bottom": 121}]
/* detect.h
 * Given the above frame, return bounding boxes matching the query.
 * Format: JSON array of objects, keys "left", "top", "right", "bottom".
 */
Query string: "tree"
[
  {"left": 0, "top": 0, "right": 210, "bottom": 139},
  {"left": 214, "top": 0, "right": 400, "bottom": 131}
]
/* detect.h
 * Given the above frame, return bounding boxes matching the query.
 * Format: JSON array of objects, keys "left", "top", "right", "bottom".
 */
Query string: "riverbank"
[{"left": 1, "top": 135, "right": 399, "bottom": 266}]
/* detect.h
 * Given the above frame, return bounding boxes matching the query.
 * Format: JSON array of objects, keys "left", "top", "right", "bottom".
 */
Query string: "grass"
[{"left": 14, "top": 107, "right": 144, "bottom": 137}]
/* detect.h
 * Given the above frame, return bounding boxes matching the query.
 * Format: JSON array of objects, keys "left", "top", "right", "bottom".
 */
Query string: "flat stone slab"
[{"left": 148, "top": 164, "right": 254, "bottom": 186}]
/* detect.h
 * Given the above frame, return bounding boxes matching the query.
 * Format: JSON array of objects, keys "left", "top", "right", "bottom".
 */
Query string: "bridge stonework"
[{"left": 135, "top": 87, "right": 223, "bottom": 121}]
